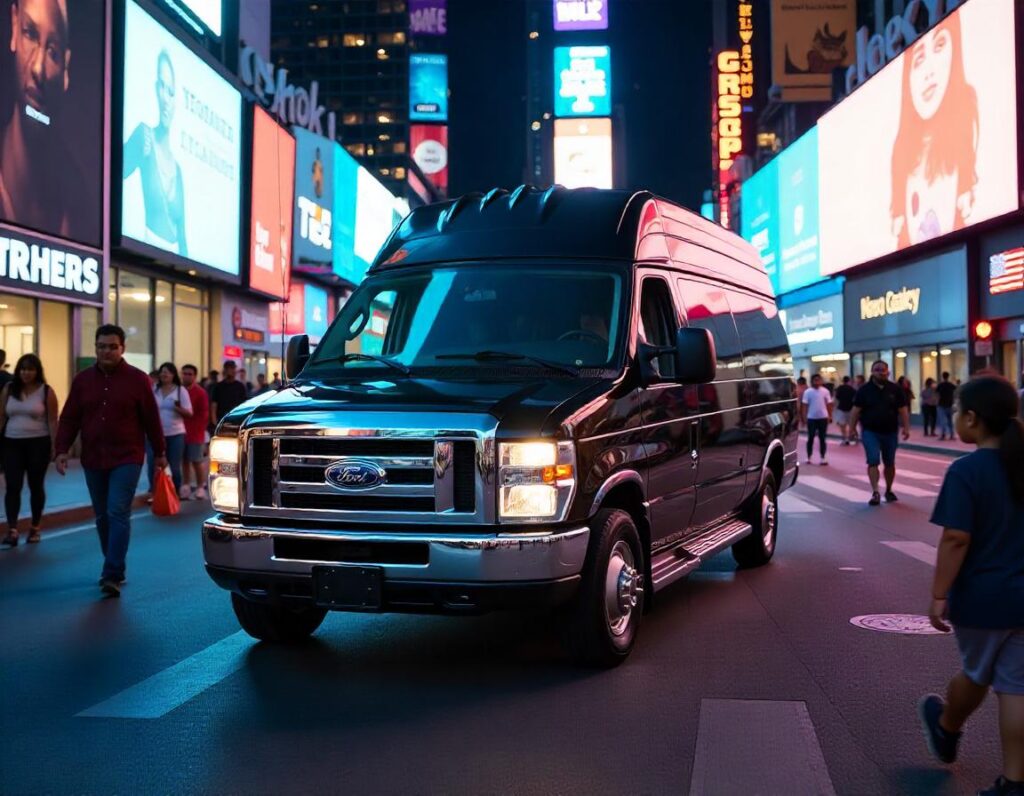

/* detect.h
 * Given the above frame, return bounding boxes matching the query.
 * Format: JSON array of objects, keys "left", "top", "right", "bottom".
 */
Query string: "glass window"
[
  {"left": 107, "top": 266, "right": 118, "bottom": 324},
  {"left": 343, "top": 111, "right": 364, "bottom": 125},
  {"left": 38, "top": 300, "right": 71, "bottom": 403},
  {"left": 638, "top": 277, "right": 677, "bottom": 379},
  {"left": 155, "top": 280, "right": 173, "bottom": 367},
  {"left": 0, "top": 294, "right": 36, "bottom": 375},
  {"left": 117, "top": 271, "right": 153, "bottom": 372},
  {"left": 392, "top": 141, "right": 407, "bottom": 154},
  {"left": 676, "top": 279, "right": 743, "bottom": 376},
  {"left": 346, "top": 143, "right": 366, "bottom": 157},
  {"left": 79, "top": 306, "right": 100, "bottom": 361},
  {"left": 343, "top": 33, "right": 367, "bottom": 46},
  {"left": 175, "top": 304, "right": 206, "bottom": 374},
  {"left": 727, "top": 292, "right": 792, "bottom": 378}
]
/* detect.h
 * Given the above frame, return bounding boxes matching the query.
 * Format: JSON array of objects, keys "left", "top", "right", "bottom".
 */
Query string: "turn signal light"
[{"left": 541, "top": 464, "right": 574, "bottom": 484}]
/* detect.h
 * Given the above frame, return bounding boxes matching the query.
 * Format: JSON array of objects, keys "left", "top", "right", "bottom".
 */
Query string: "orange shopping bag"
[{"left": 152, "top": 468, "right": 180, "bottom": 517}]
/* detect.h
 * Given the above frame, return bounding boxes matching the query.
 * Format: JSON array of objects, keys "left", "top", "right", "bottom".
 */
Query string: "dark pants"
[
  {"left": 938, "top": 406, "right": 955, "bottom": 437},
  {"left": 146, "top": 434, "right": 185, "bottom": 493},
  {"left": 806, "top": 418, "right": 828, "bottom": 458},
  {"left": 3, "top": 436, "right": 51, "bottom": 528},
  {"left": 922, "top": 405, "right": 937, "bottom": 435},
  {"left": 84, "top": 463, "right": 142, "bottom": 582}
]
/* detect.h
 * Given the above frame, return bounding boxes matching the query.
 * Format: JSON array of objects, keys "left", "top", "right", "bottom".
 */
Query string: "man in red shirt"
[
  {"left": 55, "top": 325, "right": 166, "bottom": 597},
  {"left": 180, "top": 364, "right": 210, "bottom": 500}
]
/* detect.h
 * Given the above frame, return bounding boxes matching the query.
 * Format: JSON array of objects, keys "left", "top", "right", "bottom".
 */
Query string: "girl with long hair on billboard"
[{"left": 890, "top": 12, "right": 979, "bottom": 249}]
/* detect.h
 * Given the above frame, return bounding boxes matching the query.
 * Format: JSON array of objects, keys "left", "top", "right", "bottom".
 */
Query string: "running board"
[{"left": 650, "top": 518, "right": 753, "bottom": 591}]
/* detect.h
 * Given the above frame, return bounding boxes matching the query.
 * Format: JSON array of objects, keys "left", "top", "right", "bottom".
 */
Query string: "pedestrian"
[
  {"left": 0, "top": 349, "right": 12, "bottom": 391},
  {"left": 271, "top": 371, "right": 282, "bottom": 389},
  {"left": 834, "top": 375, "right": 857, "bottom": 445},
  {"left": 180, "top": 364, "right": 209, "bottom": 500},
  {"left": 898, "top": 375, "right": 916, "bottom": 411},
  {"left": 147, "top": 362, "right": 192, "bottom": 495},
  {"left": 254, "top": 372, "right": 271, "bottom": 395},
  {"left": 0, "top": 354, "right": 59, "bottom": 546},
  {"left": 921, "top": 378, "right": 939, "bottom": 436},
  {"left": 918, "top": 375, "right": 1024, "bottom": 796},
  {"left": 148, "top": 369, "right": 159, "bottom": 388},
  {"left": 210, "top": 360, "right": 249, "bottom": 427},
  {"left": 801, "top": 373, "right": 833, "bottom": 465},
  {"left": 855, "top": 374, "right": 866, "bottom": 389},
  {"left": 237, "top": 368, "right": 252, "bottom": 398},
  {"left": 54, "top": 325, "right": 166, "bottom": 598},
  {"left": 847, "top": 360, "right": 911, "bottom": 505},
  {"left": 795, "top": 377, "right": 808, "bottom": 428},
  {"left": 937, "top": 371, "right": 958, "bottom": 440},
  {"left": 205, "top": 369, "right": 219, "bottom": 397}
]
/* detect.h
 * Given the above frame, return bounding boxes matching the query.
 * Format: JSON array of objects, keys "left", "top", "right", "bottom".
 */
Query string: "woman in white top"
[
  {"left": 146, "top": 362, "right": 192, "bottom": 496},
  {"left": 0, "top": 354, "right": 60, "bottom": 546}
]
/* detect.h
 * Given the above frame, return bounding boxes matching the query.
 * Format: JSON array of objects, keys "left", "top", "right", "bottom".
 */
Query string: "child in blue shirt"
[{"left": 919, "top": 376, "right": 1024, "bottom": 796}]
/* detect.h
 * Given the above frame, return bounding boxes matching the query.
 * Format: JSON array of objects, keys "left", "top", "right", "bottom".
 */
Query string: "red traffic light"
[{"left": 974, "top": 321, "right": 993, "bottom": 340}]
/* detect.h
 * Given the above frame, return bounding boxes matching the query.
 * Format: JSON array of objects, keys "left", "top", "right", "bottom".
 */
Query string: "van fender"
[
  {"left": 759, "top": 439, "right": 789, "bottom": 493},
  {"left": 589, "top": 469, "right": 646, "bottom": 518}
]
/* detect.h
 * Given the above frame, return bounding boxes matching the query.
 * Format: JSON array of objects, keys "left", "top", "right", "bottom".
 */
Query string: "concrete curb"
[{"left": 9, "top": 495, "right": 150, "bottom": 534}]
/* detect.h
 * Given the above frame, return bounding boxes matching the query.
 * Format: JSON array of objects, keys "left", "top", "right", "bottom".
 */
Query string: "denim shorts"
[
  {"left": 861, "top": 429, "right": 898, "bottom": 467},
  {"left": 955, "top": 626, "right": 1024, "bottom": 695},
  {"left": 185, "top": 442, "right": 205, "bottom": 463}
]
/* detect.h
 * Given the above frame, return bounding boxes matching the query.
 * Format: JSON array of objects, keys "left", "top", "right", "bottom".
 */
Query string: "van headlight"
[
  {"left": 499, "top": 441, "right": 575, "bottom": 523},
  {"left": 209, "top": 436, "right": 240, "bottom": 514}
]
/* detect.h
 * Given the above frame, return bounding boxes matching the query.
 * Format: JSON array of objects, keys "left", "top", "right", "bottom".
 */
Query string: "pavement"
[{"left": 0, "top": 440, "right": 1003, "bottom": 795}]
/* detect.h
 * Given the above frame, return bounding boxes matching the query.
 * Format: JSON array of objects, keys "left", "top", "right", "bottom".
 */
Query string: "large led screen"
[
  {"left": 819, "top": 0, "right": 1018, "bottom": 275},
  {"left": 121, "top": 0, "right": 242, "bottom": 275},
  {"left": 554, "top": 46, "right": 611, "bottom": 117},
  {"left": 553, "top": 0, "right": 608, "bottom": 31},
  {"left": 410, "top": 54, "right": 448, "bottom": 122},
  {"left": 776, "top": 127, "right": 820, "bottom": 293},
  {"left": 249, "top": 106, "right": 294, "bottom": 300},
  {"left": 554, "top": 118, "right": 612, "bottom": 189},
  {"left": 740, "top": 158, "right": 780, "bottom": 293},
  {"left": 410, "top": 124, "right": 448, "bottom": 195},
  {"left": 292, "top": 127, "right": 334, "bottom": 271},
  {"left": 0, "top": 0, "right": 106, "bottom": 247}
]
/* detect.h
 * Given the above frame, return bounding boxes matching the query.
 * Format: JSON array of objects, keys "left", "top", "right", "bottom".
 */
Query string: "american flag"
[{"left": 989, "top": 247, "right": 1024, "bottom": 295}]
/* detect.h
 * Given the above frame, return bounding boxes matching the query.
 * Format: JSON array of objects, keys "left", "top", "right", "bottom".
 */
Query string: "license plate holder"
[{"left": 312, "top": 565, "right": 383, "bottom": 610}]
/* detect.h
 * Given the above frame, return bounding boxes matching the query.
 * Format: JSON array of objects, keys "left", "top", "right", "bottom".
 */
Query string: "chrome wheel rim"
[
  {"left": 762, "top": 485, "right": 777, "bottom": 552},
  {"left": 604, "top": 540, "right": 642, "bottom": 637}
]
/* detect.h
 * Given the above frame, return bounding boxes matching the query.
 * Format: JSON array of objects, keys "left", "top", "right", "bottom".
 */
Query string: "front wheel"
[
  {"left": 564, "top": 508, "right": 645, "bottom": 668},
  {"left": 231, "top": 593, "right": 328, "bottom": 643},
  {"left": 732, "top": 472, "right": 778, "bottom": 568}
]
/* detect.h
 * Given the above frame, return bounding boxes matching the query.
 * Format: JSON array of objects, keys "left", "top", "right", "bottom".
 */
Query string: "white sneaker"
[
  {"left": 820, "top": 457, "right": 829, "bottom": 466},
  {"left": 179, "top": 484, "right": 192, "bottom": 500},
  {"left": 805, "top": 456, "right": 814, "bottom": 465},
  {"left": 194, "top": 486, "right": 208, "bottom": 500}
]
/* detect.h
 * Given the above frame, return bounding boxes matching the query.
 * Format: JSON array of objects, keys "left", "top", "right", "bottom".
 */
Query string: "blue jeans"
[
  {"left": 861, "top": 430, "right": 898, "bottom": 468},
  {"left": 938, "top": 406, "right": 954, "bottom": 437},
  {"left": 146, "top": 434, "right": 185, "bottom": 493},
  {"left": 84, "top": 463, "right": 142, "bottom": 581}
]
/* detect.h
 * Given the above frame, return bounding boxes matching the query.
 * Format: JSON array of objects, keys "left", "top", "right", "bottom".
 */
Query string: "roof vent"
[
  {"left": 437, "top": 192, "right": 482, "bottom": 232},
  {"left": 479, "top": 188, "right": 509, "bottom": 211},
  {"left": 508, "top": 184, "right": 537, "bottom": 209}
]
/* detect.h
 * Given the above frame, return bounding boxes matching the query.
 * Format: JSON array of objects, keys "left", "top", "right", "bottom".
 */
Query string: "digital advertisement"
[
  {"left": 776, "top": 127, "right": 821, "bottom": 294},
  {"left": 818, "top": 0, "right": 1018, "bottom": 275},
  {"left": 554, "top": 46, "right": 611, "bottom": 118},
  {"left": 304, "top": 282, "right": 330, "bottom": 343},
  {"left": 782, "top": 293, "right": 844, "bottom": 358},
  {"left": 740, "top": 158, "right": 780, "bottom": 293},
  {"left": 0, "top": 227, "right": 102, "bottom": 304},
  {"left": 354, "top": 166, "right": 401, "bottom": 268},
  {"left": 410, "top": 54, "right": 448, "bottom": 122},
  {"left": 410, "top": 125, "right": 449, "bottom": 195},
  {"left": 553, "top": 0, "right": 608, "bottom": 31},
  {"left": 220, "top": 295, "right": 269, "bottom": 352},
  {"left": 553, "top": 118, "right": 612, "bottom": 189},
  {"left": 249, "top": 107, "right": 295, "bottom": 300},
  {"left": 292, "top": 127, "right": 334, "bottom": 271},
  {"left": 161, "top": 0, "right": 222, "bottom": 37},
  {"left": 121, "top": 0, "right": 242, "bottom": 275},
  {"left": 409, "top": 0, "right": 447, "bottom": 35},
  {"left": 0, "top": 0, "right": 106, "bottom": 248},
  {"left": 269, "top": 278, "right": 304, "bottom": 339},
  {"left": 769, "top": 0, "right": 855, "bottom": 102}
]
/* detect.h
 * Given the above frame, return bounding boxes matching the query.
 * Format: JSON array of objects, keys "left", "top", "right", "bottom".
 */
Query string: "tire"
[
  {"left": 231, "top": 593, "right": 328, "bottom": 643},
  {"left": 732, "top": 471, "right": 779, "bottom": 568},
  {"left": 564, "top": 508, "right": 645, "bottom": 668}
]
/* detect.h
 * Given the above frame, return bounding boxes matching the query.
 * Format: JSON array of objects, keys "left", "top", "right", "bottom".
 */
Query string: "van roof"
[{"left": 370, "top": 185, "right": 773, "bottom": 297}]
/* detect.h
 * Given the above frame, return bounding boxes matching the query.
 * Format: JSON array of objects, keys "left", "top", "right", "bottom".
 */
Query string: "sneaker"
[
  {"left": 100, "top": 579, "right": 122, "bottom": 598},
  {"left": 180, "top": 484, "right": 192, "bottom": 500},
  {"left": 918, "top": 694, "right": 960, "bottom": 764},
  {"left": 194, "top": 486, "right": 208, "bottom": 501},
  {"left": 806, "top": 457, "right": 815, "bottom": 465},
  {"left": 820, "top": 457, "right": 829, "bottom": 466},
  {"left": 978, "top": 777, "right": 1024, "bottom": 795},
  {"left": 869, "top": 492, "right": 881, "bottom": 506},
  {"left": 885, "top": 491, "right": 899, "bottom": 503},
  {"left": 98, "top": 577, "right": 126, "bottom": 586}
]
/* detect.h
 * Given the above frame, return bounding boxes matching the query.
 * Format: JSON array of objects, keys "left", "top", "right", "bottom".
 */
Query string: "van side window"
[
  {"left": 729, "top": 294, "right": 793, "bottom": 379},
  {"left": 639, "top": 277, "right": 677, "bottom": 379},
  {"left": 676, "top": 279, "right": 743, "bottom": 375}
]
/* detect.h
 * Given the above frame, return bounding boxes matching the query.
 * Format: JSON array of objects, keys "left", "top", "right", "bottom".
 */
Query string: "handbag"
[{"left": 152, "top": 467, "right": 181, "bottom": 517}]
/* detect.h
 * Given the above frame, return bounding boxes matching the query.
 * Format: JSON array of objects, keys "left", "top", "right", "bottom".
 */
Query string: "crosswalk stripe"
[
  {"left": 896, "top": 470, "right": 943, "bottom": 482},
  {"left": 779, "top": 493, "right": 823, "bottom": 513},
  {"left": 881, "top": 540, "right": 937, "bottom": 566},
  {"left": 848, "top": 474, "right": 936, "bottom": 498},
  {"left": 796, "top": 475, "right": 870, "bottom": 504}
]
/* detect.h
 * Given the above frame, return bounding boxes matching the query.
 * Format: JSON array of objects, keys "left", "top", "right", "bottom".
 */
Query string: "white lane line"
[
  {"left": 848, "top": 475, "right": 936, "bottom": 498},
  {"left": 779, "top": 493, "right": 823, "bottom": 514},
  {"left": 897, "top": 470, "right": 944, "bottom": 482},
  {"left": 881, "top": 541, "right": 937, "bottom": 567},
  {"left": 897, "top": 450, "right": 962, "bottom": 466},
  {"left": 796, "top": 474, "right": 870, "bottom": 504},
  {"left": 41, "top": 511, "right": 149, "bottom": 541},
  {"left": 77, "top": 631, "right": 252, "bottom": 719}
]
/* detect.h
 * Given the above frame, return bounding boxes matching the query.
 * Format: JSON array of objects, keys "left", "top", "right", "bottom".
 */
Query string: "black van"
[{"left": 204, "top": 186, "right": 799, "bottom": 666}]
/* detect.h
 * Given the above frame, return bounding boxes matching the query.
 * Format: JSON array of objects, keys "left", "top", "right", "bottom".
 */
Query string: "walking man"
[
  {"left": 834, "top": 375, "right": 857, "bottom": 445},
  {"left": 210, "top": 360, "right": 249, "bottom": 426},
  {"left": 180, "top": 364, "right": 209, "bottom": 500},
  {"left": 802, "top": 373, "right": 833, "bottom": 465},
  {"left": 54, "top": 325, "right": 166, "bottom": 597},
  {"left": 848, "top": 360, "right": 911, "bottom": 506},
  {"left": 937, "top": 371, "right": 958, "bottom": 441}
]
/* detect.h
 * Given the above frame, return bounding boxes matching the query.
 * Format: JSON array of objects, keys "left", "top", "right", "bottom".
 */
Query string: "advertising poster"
[
  {"left": 269, "top": 278, "right": 304, "bottom": 338},
  {"left": 770, "top": 0, "right": 855, "bottom": 102},
  {"left": 409, "top": 0, "right": 447, "bottom": 35},
  {"left": 554, "top": 46, "right": 611, "bottom": 117},
  {"left": 819, "top": 0, "right": 1018, "bottom": 275},
  {"left": 121, "top": 0, "right": 242, "bottom": 275},
  {"left": 292, "top": 127, "right": 334, "bottom": 271},
  {"left": 740, "top": 158, "right": 780, "bottom": 293},
  {"left": 175, "top": 0, "right": 222, "bottom": 36},
  {"left": 777, "top": 127, "right": 820, "bottom": 293},
  {"left": 249, "top": 107, "right": 294, "bottom": 300},
  {"left": 410, "top": 54, "right": 448, "bottom": 122},
  {"left": 355, "top": 166, "right": 400, "bottom": 266},
  {"left": 0, "top": 0, "right": 105, "bottom": 247},
  {"left": 220, "top": 295, "right": 269, "bottom": 351},
  {"left": 304, "top": 282, "right": 329, "bottom": 343},
  {"left": 410, "top": 124, "right": 448, "bottom": 195},
  {"left": 553, "top": 0, "right": 608, "bottom": 31},
  {"left": 553, "top": 118, "right": 612, "bottom": 189},
  {"left": 332, "top": 142, "right": 360, "bottom": 285}
]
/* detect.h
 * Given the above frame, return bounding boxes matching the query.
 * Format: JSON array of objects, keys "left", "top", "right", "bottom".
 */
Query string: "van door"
[
  {"left": 675, "top": 277, "right": 749, "bottom": 528},
  {"left": 637, "top": 273, "right": 698, "bottom": 544}
]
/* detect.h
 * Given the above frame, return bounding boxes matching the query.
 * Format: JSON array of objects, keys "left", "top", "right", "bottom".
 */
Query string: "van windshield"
[{"left": 308, "top": 264, "right": 627, "bottom": 375}]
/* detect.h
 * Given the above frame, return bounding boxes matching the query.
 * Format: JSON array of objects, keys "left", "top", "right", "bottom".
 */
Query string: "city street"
[{"left": 0, "top": 441, "right": 1001, "bottom": 795}]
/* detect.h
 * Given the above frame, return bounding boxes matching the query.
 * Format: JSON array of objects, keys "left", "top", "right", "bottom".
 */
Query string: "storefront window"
[
  {"left": 79, "top": 306, "right": 101, "bottom": 372},
  {"left": 117, "top": 271, "right": 154, "bottom": 372},
  {"left": 107, "top": 267, "right": 118, "bottom": 325},
  {"left": 0, "top": 294, "right": 36, "bottom": 375},
  {"left": 175, "top": 284, "right": 209, "bottom": 373},
  {"left": 155, "top": 280, "right": 173, "bottom": 367},
  {"left": 39, "top": 300, "right": 71, "bottom": 402}
]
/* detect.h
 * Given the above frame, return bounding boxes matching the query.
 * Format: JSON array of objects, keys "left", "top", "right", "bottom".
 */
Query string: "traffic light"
[
  {"left": 973, "top": 320, "right": 994, "bottom": 358},
  {"left": 974, "top": 320, "right": 993, "bottom": 340}
]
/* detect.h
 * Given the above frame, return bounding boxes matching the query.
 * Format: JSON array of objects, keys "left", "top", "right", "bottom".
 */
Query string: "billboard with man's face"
[{"left": 0, "top": 0, "right": 106, "bottom": 248}]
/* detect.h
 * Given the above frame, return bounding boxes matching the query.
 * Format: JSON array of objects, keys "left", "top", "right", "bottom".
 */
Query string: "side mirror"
[
  {"left": 674, "top": 327, "right": 716, "bottom": 384},
  {"left": 285, "top": 335, "right": 310, "bottom": 380}
]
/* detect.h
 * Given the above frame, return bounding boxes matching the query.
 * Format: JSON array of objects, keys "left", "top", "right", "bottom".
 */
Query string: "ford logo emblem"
[{"left": 325, "top": 458, "right": 387, "bottom": 490}]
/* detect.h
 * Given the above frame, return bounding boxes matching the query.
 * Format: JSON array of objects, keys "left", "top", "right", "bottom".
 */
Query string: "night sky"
[{"left": 446, "top": 0, "right": 713, "bottom": 210}]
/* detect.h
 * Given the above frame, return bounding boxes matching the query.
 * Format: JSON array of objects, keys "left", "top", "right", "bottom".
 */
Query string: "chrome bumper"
[{"left": 202, "top": 516, "right": 591, "bottom": 583}]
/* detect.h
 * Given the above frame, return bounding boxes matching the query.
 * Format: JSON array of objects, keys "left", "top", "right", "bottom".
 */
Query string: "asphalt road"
[{"left": 0, "top": 440, "right": 1001, "bottom": 795}]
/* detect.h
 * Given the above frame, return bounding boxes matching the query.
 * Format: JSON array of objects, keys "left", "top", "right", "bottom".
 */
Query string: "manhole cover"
[{"left": 850, "top": 614, "right": 947, "bottom": 635}]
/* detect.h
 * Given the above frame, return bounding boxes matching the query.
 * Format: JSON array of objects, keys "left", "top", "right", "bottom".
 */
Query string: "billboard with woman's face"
[{"left": 818, "top": 0, "right": 1018, "bottom": 275}]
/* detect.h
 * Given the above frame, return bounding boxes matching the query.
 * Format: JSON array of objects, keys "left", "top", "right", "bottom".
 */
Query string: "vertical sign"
[
  {"left": 409, "top": 0, "right": 447, "bottom": 35},
  {"left": 410, "top": 125, "right": 449, "bottom": 195},
  {"left": 715, "top": 50, "right": 742, "bottom": 229},
  {"left": 553, "top": 0, "right": 608, "bottom": 31},
  {"left": 554, "top": 45, "right": 612, "bottom": 117}
]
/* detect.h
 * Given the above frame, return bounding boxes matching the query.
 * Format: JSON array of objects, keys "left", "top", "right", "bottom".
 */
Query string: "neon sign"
[{"left": 716, "top": 50, "right": 742, "bottom": 228}]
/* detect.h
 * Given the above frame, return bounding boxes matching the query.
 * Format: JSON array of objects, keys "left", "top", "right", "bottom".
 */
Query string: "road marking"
[
  {"left": 897, "top": 470, "right": 943, "bottom": 482},
  {"left": 848, "top": 475, "right": 936, "bottom": 498},
  {"left": 897, "top": 450, "right": 962, "bottom": 465},
  {"left": 838, "top": 567, "right": 863, "bottom": 572},
  {"left": 881, "top": 540, "right": 936, "bottom": 566},
  {"left": 689, "top": 699, "right": 836, "bottom": 796},
  {"left": 77, "top": 631, "right": 252, "bottom": 719},
  {"left": 796, "top": 475, "right": 870, "bottom": 504},
  {"left": 41, "top": 511, "right": 148, "bottom": 541},
  {"left": 779, "top": 493, "right": 823, "bottom": 513}
]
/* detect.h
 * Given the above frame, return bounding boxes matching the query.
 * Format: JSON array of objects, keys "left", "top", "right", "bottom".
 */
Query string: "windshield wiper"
[
  {"left": 336, "top": 352, "right": 411, "bottom": 375},
  {"left": 435, "top": 350, "right": 580, "bottom": 377}
]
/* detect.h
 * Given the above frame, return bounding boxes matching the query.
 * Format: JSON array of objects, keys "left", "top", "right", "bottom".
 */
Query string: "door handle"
[{"left": 689, "top": 425, "right": 698, "bottom": 469}]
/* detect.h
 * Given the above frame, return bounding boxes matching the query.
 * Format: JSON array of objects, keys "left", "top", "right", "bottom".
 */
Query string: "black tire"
[
  {"left": 231, "top": 593, "right": 328, "bottom": 643},
  {"left": 732, "top": 471, "right": 779, "bottom": 568},
  {"left": 564, "top": 508, "right": 645, "bottom": 668}
]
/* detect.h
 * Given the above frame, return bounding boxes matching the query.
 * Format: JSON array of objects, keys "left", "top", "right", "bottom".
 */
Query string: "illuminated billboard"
[
  {"left": 121, "top": 0, "right": 242, "bottom": 276},
  {"left": 740, "top": 158, "right": 780, "bottom": 293},
  {"left": 163, "top": 0, "right": 222, "bottom": 36},
  {"left": 769, "top": 0, "right": 855, "bottom": 102},
  {"left": 777, "top": 127, "right": 820, "bottom": 293},
  {"left": 292, "top": 127, "right": 333, "bottom": 271},
  {"left": 410, "top": 0, "right": 447, "bottom": 35},
  {"left": 818, "top": 0, "right": 1018, "bottom": 275},
  {"left": 410, "top": 54, "right": 448, "bottom": 122},
  {"left": 553, "top": 0, "right": 608, "bottom": 31},
  {"left": 554, "top": 46, "right": 611, "bottom": 118},
  {"left": 553, "top": 118, "right": 612, "bottom": 189},
  {"left": 410, "top": 125, "right": 448, "bottom": 195},
  {"left": 249, "top": 107, "right": 294, "bottom": 300}
]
